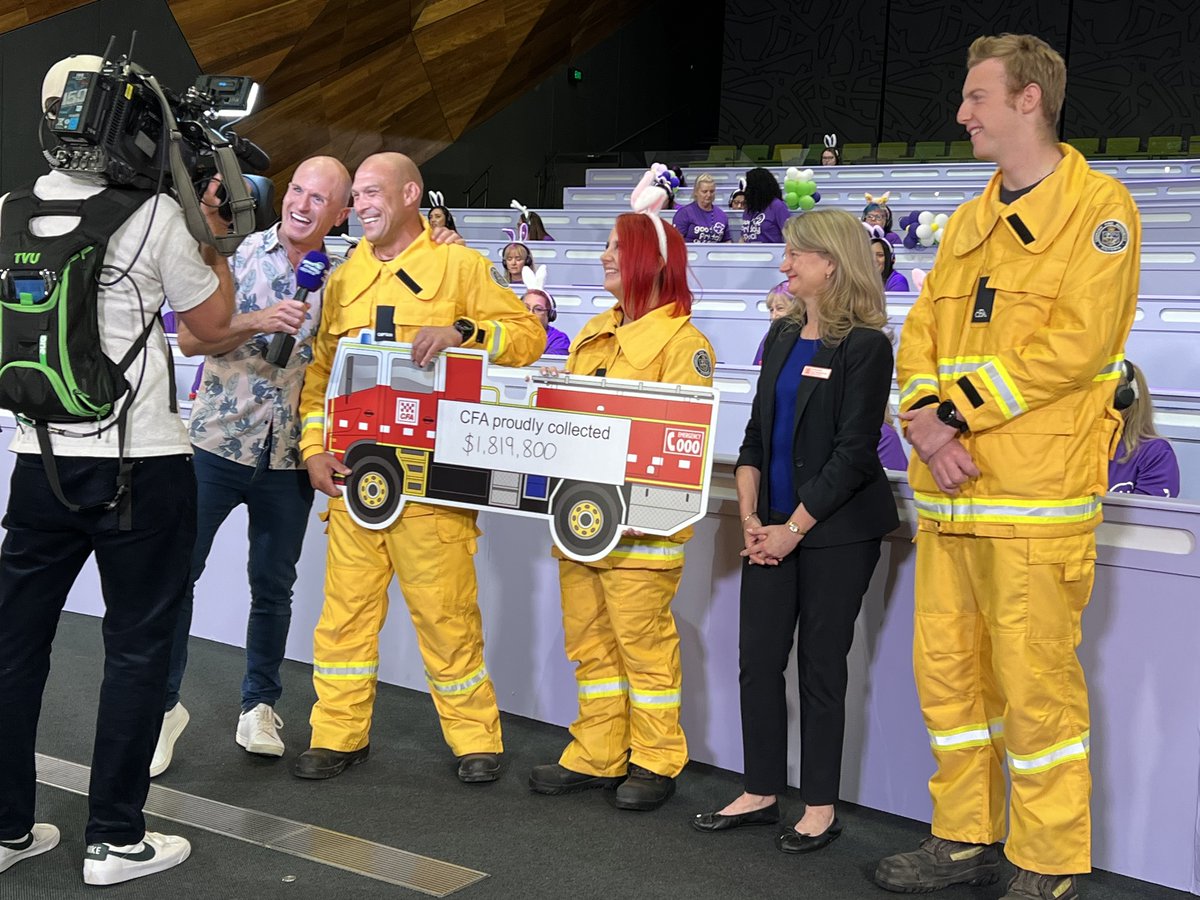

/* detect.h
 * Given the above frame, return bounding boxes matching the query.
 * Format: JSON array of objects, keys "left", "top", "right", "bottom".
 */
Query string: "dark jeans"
[
  {"left": 0, "top": 453, "right": 195, "bottom": 845},
  {"left": 165, "top": 447, "right": 314, "bottom": 712},
  {"left": 738, "top": 525, "right": 882, "bottom": 805}
]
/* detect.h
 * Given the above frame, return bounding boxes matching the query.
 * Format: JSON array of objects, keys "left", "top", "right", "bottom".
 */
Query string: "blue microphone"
[{"left": 265, "top": 250, "right": 330, "bottom": 367}]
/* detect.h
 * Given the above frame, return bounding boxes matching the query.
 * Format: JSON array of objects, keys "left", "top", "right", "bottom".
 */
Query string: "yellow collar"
[
  {"left": 577, "top": 303, "right": 692, "bottom": 370},
  {"left": 335, "top": 219, "right": 449, "bottom": 305},
  {"left": 952, "top": 143, "right": 1089, "bottom": 257}
]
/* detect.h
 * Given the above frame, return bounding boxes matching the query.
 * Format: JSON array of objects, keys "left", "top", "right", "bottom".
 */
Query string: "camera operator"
[
  {"left": 0, "top": 55, "right": 237, "bottom": 885},
  {"left": 152, "top": 156, "right": 352, "bottom": 776}
]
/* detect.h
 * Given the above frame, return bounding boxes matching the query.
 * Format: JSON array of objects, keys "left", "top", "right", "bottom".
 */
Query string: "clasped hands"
[
  {"left": 740, "top": 515, "right": 802, "bottom": 566},
  {"left": 899, "top": 407, "right": 980, "bottom": 495}
]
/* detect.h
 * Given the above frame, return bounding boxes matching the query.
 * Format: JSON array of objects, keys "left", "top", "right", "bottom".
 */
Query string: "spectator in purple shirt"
[
  {"left": 877, "top": 409, "right": 908, "bottom": 470},
  {"left": 673, "top": 174, "right": 731, "bottom": 243},
  {"left": 521, "top": 264, "right": 571, "bottom": 355},
  {"left": 1108, "top": 361, "right": 1180, "bottom": 497},
  {"left": 741, "top": 167, "right": 790, "bottom": 243},
  {"left": 871, "top": 238, "right": 909, "bottom": 292}
]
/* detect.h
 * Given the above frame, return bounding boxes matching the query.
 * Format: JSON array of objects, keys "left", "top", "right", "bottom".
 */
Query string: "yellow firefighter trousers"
[
  {"left": 309, "top": 502, "right": 502, "bottom": 756},
  {"left": 913, "top": 529, "right": 1096, "bottom": 874},
  {"left": 557, "top": 561, "right": 689, "bottom": 778}
]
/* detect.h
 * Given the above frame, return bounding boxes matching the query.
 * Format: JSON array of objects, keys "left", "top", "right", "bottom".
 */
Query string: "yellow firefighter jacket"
[
  {"left": 557, "top": 301, "right": 716, "bottom": 568},
  {"left": 298, "top": 223, "right": 546, "bottom": 468},
  {"left": 896, "top": 145, "right": 1140, "bottom": 536}
]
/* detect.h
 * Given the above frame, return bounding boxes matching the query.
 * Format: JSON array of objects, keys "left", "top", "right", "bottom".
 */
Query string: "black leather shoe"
[
  {"left": 292, "top": 745, "right": 369, "bottom": 780},
  {"left": 529, "top": 763, "right": 623, "bottom": 795},
  {"left": 457, "top": 753, "right": 500, "bottom": 783},
  {"left": 777, "top": 818, "right": 843, "bottom": 854},
  {"left": 613, "top": 764, "right": 676, "bottom": 811},
  {"left": 691, "top": 801, "right": 780, "bottom": 832}
]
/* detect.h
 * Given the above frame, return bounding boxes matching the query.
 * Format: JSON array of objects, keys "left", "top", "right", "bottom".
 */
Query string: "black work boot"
[
  {"left": 292, "top": 745, "right": 370, "bottom": 780},
  {"left": 874, "top": 836, "right": 1002, "bottom": 892},
  {"left": 1001, "top": 869, "right": 1079, "bottom": 900},
  {"left": 613, "top": 763, "right": 675, "bottom": 811},
  {"left": 528, "top": 763, "right": 623, "bottom": 795}
]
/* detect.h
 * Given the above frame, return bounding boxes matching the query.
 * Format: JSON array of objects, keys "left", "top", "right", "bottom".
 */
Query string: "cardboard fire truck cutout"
[{"left": 324, "top": 330, "right": 719, "bottom": 563}]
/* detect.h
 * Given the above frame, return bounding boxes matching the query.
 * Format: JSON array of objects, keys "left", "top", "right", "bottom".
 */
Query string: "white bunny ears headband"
[
  {"left": 428, "top": 190, "right": 445, "bottom": 207},
  {"left": 824, "top": 133, "right": 837, "bottom": 148},
  {"left": 502, "top": 222, "right": 529, "bottom": 242},
  {"left": 521, "top": 263, "right": 550, "bottom": 298},
  {"left": 630, "top": 162, "right": 678, "bottom": 260}
]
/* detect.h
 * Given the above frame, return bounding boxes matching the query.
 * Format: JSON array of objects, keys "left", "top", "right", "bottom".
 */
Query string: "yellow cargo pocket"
[
  {"left": 319, "top": 507, "right": 331, "bottom": 534},
  {"left": 1026, "top": 533, "right": 1096, "bottom": 647},
  {"left": 435, "top": 507, "right": 482, "bottom": 554}
]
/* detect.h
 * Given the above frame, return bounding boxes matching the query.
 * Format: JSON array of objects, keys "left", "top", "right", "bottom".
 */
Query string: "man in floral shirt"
[{"left": 150, "top": 156, "right": 352, "bottom": 775}]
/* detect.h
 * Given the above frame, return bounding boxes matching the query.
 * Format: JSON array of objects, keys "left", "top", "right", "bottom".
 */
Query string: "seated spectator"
[
  {"left": 426, "top": 189, "right": 456, "bottom": 232},
  {"left": 877, "top": 408, "right": 908, "bottom": 470},
  {"left": 502, "top": 241, "right": 534, "bottom": 285},
  {"left": 753, "top": 282, "right": 796, "bottom": 365},
  {"left": 673, "top": 173, "right": 731, "bottom": 243},
  {"left": 862, "top": 194, "right": 899, "bottom": 245},
  {"left": 521, "top": 264, "right": 571, "bottom": 355},
  {"left": 871, "top": 238, "right": 909, "bottom": 291},
  {"left": 730, "top": 190, "right": 746, "bottom": 211},
  {"left": 1108, "top": 361, "right": 1180, "bottom": 497},
  {"left": 511, "top": 199, "right": 554, "bottom": 240},
  {"left": 741, "top": 167, "right": 790, "bottom": 243},
  {"left": 820, "top": 147, "right": 841, "bottom": 166}
]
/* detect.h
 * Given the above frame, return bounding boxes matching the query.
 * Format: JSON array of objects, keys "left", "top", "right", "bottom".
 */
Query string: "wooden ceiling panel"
[
  {"left": 262, "top": 2, "right": 351, "bottom": 100},
  {"left": 0, "top": 0, "right": 90, "bottom": 31},
  {"left": 341, "top": 0, "right": 409, "bottom": 67}
]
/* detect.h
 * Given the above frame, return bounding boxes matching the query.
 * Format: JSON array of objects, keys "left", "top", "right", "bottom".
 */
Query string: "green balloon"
[
  {"left": 784, "top": 192, "right": 801, "bottom": 210},
  {"left": 798, "top": 194, "right": 816, "bottom": 210},
  {"left": 784, "top": 178, "right": 801, "bottom": 192},
  {"left": 797, "top": 181, "right": 816, "bottom": 197}
]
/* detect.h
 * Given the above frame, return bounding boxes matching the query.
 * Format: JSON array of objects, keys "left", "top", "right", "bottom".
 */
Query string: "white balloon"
[
  {"left": 932, "top": 230, "right": 944, "bottom": 243},
  {"left": 934, "top": 214, "right": 950, "bottom": 227},
  {"left": 786, "top": 167, "right": 801, "bottom": 180},
  {"left": 916, "top": 224, "right": 934, "bottom": 241},
  {"left": 918, "top": 211, "right": 934, "bottom": 225},
  {"left": 798, "top": 169, "right": 814, "bottom": 181}
]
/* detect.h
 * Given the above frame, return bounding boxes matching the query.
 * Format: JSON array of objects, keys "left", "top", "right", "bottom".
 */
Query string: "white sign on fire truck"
[{"left": 324, "top": 333, "right": 719, "bottom": 563}]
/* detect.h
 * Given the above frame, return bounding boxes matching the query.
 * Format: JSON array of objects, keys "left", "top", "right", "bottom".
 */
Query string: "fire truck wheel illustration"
[
  {"left": 552, "top": 482, "right": 622, "bottom": 561},
  {"left": 346, "top": 453, "right": 404, "bottom": 530}
]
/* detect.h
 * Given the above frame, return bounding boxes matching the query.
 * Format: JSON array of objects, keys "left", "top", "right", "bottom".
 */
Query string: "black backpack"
[{"left": 0, "top": 185, "right": 174, "bottom": 526}]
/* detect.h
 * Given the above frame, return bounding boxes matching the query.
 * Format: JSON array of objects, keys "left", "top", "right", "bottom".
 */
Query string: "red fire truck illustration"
[{"left": 325, "top": 332, "right": 719, "bottom": 562}]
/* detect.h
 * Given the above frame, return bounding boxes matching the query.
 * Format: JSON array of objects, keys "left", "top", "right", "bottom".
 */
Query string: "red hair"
[{"left": 613, "top": 213, "right": 692, "bottom": 322}]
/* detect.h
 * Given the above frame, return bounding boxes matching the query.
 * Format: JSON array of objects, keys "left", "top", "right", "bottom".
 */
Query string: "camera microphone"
[{"left": 264, "top": 250, "right": 330, "bottom": 367}]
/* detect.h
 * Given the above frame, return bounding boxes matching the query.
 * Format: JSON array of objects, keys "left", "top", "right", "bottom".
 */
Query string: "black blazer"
[{"left": 737, "top": 320, "right": 900, "bottom": 548}]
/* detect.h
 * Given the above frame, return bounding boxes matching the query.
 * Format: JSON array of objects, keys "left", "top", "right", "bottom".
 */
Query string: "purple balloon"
[{"left": 811, "top": 191, "right": 821, "bottom": 203}]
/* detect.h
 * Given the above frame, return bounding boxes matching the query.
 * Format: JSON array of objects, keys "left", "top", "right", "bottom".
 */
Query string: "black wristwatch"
[
  {"left": 936, "top": 400, "right": 969, "bottom": 433},
  {"left": 452, "top": 317, "right": 477, "bottom": 345}
]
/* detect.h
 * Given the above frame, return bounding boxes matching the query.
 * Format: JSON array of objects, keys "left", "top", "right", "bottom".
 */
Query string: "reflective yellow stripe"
[
  {"left": 629, "top": 688, "right": 681, "bottom": 708},
  {"left": 314, "top": 659, "right": 378, "bottom": 680},
  {"left": 426, "top": 664, "right": 489, "bottom": 695},
  {"left": 1093, "top": 354, "right": 1125, "bottom": 382},
  {"left": 485, "top": 320, "right": 507, "bottom": 360},
  {"left": 1008, "top": 731, "right": 1090, "bottom": 775},
  {"left": 936, "top": 356, "right": 993, "bottom": 379},
  {"left": 899, "top": 373, "right": 939, "bottom": 406},
  {"left": 913, "top": 491, "right": 1102, "bottom": 525},
  {"left": 302, "top": 414, "right": 325, "bottom": 434},
  {"left": 607, "top": 539, "right": 685, "bottom": 563},
  {"left": 976, "top": 358, "right": 1027, "bottom": 419},
  {"left": 928, "top": 718, "right": 1004, "bottom": 751},
  {"left": 578, "top": 677, "right": 629, "bottom": 700}
]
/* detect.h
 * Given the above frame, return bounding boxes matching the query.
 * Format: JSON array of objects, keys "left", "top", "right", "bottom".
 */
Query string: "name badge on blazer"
[{"left": 802, "top": 365, "right": 832, "bottom": 379}]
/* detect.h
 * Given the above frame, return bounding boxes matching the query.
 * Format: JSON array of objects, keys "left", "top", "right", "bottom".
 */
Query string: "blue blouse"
[{"left": 769, "top": 337, "right": 822, "bottom": 514}]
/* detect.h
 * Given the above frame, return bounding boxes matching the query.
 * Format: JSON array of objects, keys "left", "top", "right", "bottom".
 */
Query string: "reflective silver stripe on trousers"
[
  {"left": 629, "top": 690, "right": 681, "bottom": 707},
  {"left": 427, "top": 665, "right": 488, "bottom": 695},
  {"left": 579, "top": 678, "right": 629, "bottom": 698},
  {"left": 314, "top": 662, "right": 378, "bottom": 678},
  {"left": 35, "top": 754, "right": 486, "bottom": 896}
]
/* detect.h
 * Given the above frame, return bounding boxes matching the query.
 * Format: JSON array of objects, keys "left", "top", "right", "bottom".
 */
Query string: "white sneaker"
[
  {"left": 0, "top": 823, "right": 60, "bottom": 874},
  {"left": 82, "top": 832, "right": 191, "bottom": 885},
  {"left": 236, "top": 703, "right": 284, "bottom": 757},
  {"left": 150, "top": 703, "right": 190, "bottom": 777}
]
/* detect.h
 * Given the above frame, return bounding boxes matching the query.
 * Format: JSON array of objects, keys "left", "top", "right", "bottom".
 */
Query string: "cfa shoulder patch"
[
  {"left": 1092, "top": 219, "right": 1130, "bottom": 254},
  {"left": 692, "top": 348, "right": 713, "bottom": 378},
  {"left": 490, "top": 265, "right": 509, "bottom": 286}
]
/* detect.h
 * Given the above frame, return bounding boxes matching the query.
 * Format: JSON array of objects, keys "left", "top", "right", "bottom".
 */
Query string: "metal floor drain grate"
[{"left": 36, "top": 753, "right": 487, "bottom": 896}]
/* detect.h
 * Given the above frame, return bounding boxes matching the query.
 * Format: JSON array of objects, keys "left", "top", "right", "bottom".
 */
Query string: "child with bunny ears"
[
  {"left": 520, "top": 264, "right": 570, "bottom": 354},
  {"left": 510, "top": 199, "right": 554, "bottom": 240}
]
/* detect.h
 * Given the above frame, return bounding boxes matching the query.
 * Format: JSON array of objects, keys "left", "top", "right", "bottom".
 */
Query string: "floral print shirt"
[{"left": 188, "top": 225, "right": 325, "bottom": 469}]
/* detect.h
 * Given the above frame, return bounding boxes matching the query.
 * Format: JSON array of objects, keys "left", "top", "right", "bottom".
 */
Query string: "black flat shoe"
[
  {"left": 691, "top": 801, "right": 781, "bottom": 832},
  {"left": 777, "top": 818, "right": 843, "bottom": 854},
  {"left": 292, "top": 745, "right": 370, "bottom": 780},
  {"left": 457, "top": 753, "right": 501, "bottom": 783}
]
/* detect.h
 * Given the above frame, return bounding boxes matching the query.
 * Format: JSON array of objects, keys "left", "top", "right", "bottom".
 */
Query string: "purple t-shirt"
[
  {"left": 742, "top": 198, "right": 791, "bottom": 243},
  {"left": 545, "top": 325, "right": 571, "bottom": 355},
  {"left": 1108, "top": 437, "right": 1180, "bottom": 498},
  {"left": 877, "top": 424, "right": 908, "bottom": 470},
  {"left": 672, "top": 202, "right": 730, "bottom": 243},
  {"left": 885, "top": 270, "right": 910, "bottom": 292}
]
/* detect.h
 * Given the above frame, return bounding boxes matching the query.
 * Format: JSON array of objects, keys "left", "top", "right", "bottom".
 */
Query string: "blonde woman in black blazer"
[{"left": 692, "top": 209, "right": 900, "bottom": 852}]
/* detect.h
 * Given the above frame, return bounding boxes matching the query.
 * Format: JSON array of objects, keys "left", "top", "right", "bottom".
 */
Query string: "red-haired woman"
[{"left": 529, "top": 213, "right": 716, "bottom": 812}]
